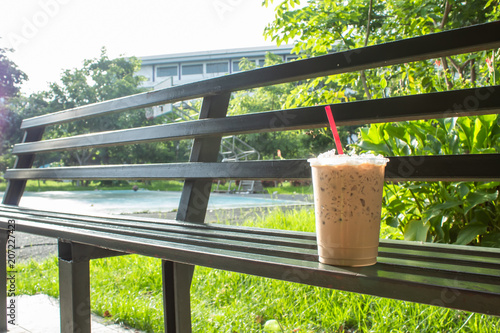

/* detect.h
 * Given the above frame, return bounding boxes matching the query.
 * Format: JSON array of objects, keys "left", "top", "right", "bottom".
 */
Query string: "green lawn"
[
  {"left": 0, "top": 179, "right": 185, "bottom": 192},
  {"left": 13, "top": 208, "right": 499, "bottom": 332},
  {"left": 0, "top": 179, "right": 313, "bottom": 196}
]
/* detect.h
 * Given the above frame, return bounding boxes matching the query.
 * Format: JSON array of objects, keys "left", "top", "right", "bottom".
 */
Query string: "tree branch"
[
  {"left": 448, "top": 56, "right": 462, "bottom": 73},
  {"left": 470, "top": 58, "right": 476, "bottom": 84},
  {"left": 361, "top": 0, "right": 374, "bottom": 100},
  {"left": 439, "top": 0, "right": 452, "bottom": 29},
  {"left": 360, "top": 71, "right": 372, "bottom": 99},
  {"left": 441, "top": 57, "right": 453, "bottom": 89},
  {"left": 364, "top": 0, "right": 373, "bottom": 47},
  {"left": 440, "top": 1, "right": 453, "bottom": 89}
]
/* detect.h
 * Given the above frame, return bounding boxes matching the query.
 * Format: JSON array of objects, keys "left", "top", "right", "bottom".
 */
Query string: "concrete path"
[{"left": 7, "top": 295, "right": 141, "bottom": 333}]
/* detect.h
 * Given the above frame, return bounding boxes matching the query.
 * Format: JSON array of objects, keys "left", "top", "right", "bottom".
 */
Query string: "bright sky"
[{"left": 0, "top": 0, "right": 283, "bottom": 94}]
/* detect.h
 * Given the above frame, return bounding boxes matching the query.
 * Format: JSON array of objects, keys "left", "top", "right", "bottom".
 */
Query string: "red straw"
[{"left": 324, "top": 105, "right": 344, "bottom": 155}]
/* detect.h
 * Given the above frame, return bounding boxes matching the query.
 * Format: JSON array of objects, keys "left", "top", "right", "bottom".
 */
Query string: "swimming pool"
[{"left": 0, "top": 190, "right": 309, "bottom": 215}]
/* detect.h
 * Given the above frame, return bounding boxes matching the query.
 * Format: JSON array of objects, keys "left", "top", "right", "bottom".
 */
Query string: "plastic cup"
[{"left": 308, "top": 152, "right": 389, "bottom": 267}]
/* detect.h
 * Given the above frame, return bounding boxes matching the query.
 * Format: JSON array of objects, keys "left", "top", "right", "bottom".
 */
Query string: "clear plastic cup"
[{"left": 308, "top": 151, "right": 389, "bottom": 267}]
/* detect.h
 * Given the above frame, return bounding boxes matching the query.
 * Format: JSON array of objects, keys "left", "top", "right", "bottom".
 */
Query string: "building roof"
[{"left": 139, "top": 45, "right": 295, "bottom": 66}]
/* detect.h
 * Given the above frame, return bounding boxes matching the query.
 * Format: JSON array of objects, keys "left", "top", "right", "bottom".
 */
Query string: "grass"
[
  {"left": 0, "top": 179, "right": 186, "bottom": 192},
  {"left": 0, "top": 179, "right": 313, "bottom": 196},
  {"left": 13, "top": 208, "right": 499, "bottom": 332},
  {"left": 264, "top": 181, "right": 313, "bottom": 196}
]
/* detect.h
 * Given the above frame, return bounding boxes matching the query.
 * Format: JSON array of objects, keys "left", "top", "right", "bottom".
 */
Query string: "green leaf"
[
  {"left": 386, "top": 199, "right": 413, "bottom": 214},
  {"left": 384, "top": 125, "right": 409, "bottom": 145},
  {"left": 424, "top": 200, "right": 463, "bottom": 216},
  {"left": 425, "top": 134, "right": 442, "bottom": 154},
  {"left": 480, "top": 232, "right": 500, "bottom": 248},
  {"left": 359, "top": 126, "right": 382, "bottom": 144},
  {"left": 385, "top": 216, "right": 399, "bottom": 228},
  {"left": 380, "top": 77, "right": 387, "bottom": 89},
  {"left": 454, "top": 223, "right": 488, "bottom": 245},
  {"left": 404, "top": 220, "right": 429, "bottom": 242},
  {"left": 477, "top": 181, "right": 500, "bottom": 191},
  {"left": 407, "top": 123, "right": 427, "bottom": 146},
  {"left": 472, "top": 117, "right": 487, "bottom": 152},
  {"left": 356, "top": 140, "right": 392, "bottom": 156},
  {"left": 478, "top": 114, "right": 497, "bottom": 132},
  {"left": 485, "top": 0, "right": 495, "bottom": 8},
  {"left": 457, "top": 183, "right": 470, "bottom": 199},
  {"left": 464, "top": 191, "right": 498, "bottom": 215},
  {"left": 443, "top": 117, "right": 457, "bottom": 132}
]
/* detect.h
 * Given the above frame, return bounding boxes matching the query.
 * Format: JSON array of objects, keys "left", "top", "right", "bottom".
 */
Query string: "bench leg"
[
  {"left": 162, "top": 260, "right": 194, "bottom": 333},
  {"left": 58, "top": 242, "right": 91, "bottom": 333}
]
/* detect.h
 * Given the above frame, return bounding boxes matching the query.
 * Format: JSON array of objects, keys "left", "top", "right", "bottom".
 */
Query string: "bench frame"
[{"left": 1, "top": 22, "right": 500, "bottom": 332}]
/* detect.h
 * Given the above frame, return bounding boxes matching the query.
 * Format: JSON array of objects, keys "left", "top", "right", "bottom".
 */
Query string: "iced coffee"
[{"left": 309, "top": 150, "right": 389, "bottom": 267}]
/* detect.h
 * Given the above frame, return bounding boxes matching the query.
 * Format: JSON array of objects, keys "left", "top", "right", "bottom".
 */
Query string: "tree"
[
  {"left": 264, "top": 0, "right": 499, "bottom": 104},
  {"left": 228, "top": 53, "right": 311, "bottom": 159},
  {"left": 0, "top": 45, "right": 28, "bottom": 173},
  {"left": 228, "top": 52, "right": 356, "bottom": 159},
  {"left": 7, "top": 48, "right": 191, "bottom": 178},
  {"left": 43, "top": 48, "right": 149, "bottom": 167},
  {"left": 263, "top": 0, "right": 500, "bottom": 246},
  {"left": 0, "top": 46, "right": 27, "bottom": 98}
]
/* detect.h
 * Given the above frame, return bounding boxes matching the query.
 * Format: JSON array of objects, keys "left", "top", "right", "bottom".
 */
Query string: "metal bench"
[{"left": 1, "top": 21, "right": 500, "bottom": 333}]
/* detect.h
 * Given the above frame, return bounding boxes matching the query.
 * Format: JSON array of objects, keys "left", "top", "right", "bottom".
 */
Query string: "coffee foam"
[{"left": 308, "top": 149, "right": 389, "bottom": 166}]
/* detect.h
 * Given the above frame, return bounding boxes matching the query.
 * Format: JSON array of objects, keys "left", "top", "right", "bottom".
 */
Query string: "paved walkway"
[{"left": 7, "top": 295, "right": 141, "bottom": 333}]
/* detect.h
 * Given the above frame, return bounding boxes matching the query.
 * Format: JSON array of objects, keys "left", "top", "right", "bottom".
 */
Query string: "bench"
[{"left": 1, "top": 22, "right": 500, "bottom": 332}]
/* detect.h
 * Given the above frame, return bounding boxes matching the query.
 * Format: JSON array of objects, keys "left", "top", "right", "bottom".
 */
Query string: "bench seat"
[{"left": 2, "top": 203, "right": 499, "bottom": 317}]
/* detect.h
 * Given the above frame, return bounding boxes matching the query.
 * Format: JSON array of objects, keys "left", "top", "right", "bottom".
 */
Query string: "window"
[
  {"left": 157, "top": 66, "right": 178, "bottom": 77},
  {"left": 182, "top": 64, "right": 203, "bottom": 75},
  {"left": 206, "top": 62, "right": 228, "bottom": 74},
  {"left": 232, "top": 61, "right": 241, "bottom": 72},
  {"left": 257, "top": 59, "right": 265, "bottom": 67}
]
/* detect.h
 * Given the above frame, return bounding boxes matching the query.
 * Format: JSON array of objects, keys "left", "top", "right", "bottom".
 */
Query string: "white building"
[{"left": 137, "top": 45, "right": 296, "bottom": 90}]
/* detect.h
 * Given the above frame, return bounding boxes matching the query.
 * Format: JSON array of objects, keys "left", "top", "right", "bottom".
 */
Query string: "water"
[{"left": 0, "top": 190, "right": 308, "bottom": 215}]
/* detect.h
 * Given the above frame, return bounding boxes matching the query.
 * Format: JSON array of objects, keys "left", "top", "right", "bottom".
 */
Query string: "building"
[{"left": 137, "top": 45, "right": 296, "bottom": 90}]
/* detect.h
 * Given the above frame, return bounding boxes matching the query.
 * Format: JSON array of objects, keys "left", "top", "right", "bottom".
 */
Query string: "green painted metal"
[{"left": 0, "top": 205, "right": 499, "bottom": 316}]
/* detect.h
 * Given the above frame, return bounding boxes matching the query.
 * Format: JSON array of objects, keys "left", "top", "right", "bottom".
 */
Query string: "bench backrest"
[{"left": 3, "top": 22, "right": 500, "bottom": 223}]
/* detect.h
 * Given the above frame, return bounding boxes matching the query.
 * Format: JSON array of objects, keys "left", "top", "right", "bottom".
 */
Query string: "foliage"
[
  {"left": 5, "top": 48, "right": 192, "bottom": 173},
  {"left": 0, "top": 46, "right": 28, "bottom": 173},
  {"left": 229, "top": 53, "right": 308, "bottom": 159},
  {"left": 264, "top": 0, "right": 499, "bottom": 105},
  {"left": 0, "top": 46, "right": 27, "bottom": 98},
  {"left": 39, "top": 48, "right": 153, "bottom": 167},
  {"left": 356, "top": 115, "right": 500, "bottom": 247},
  {"left": 263, "top": 0, "right": 500, "bottom": 246},
  {"left": 228, "top": 53, "right": 354, "bottom": 159}
]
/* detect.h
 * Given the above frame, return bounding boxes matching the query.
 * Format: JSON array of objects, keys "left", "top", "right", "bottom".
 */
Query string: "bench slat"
[
  {"left": 4, "top": 204, "right": 499, "bottom": 269},
  {"left": 1, "top": 205, "right": 499, "bottom": 316},
  {"left": 380, "top": 253, "right": 500, "bottom": 277},
  {"left": 4, "top": 154, "right": 500, "bottom": 181},
  {"left": 3, "top": 210, "right": 317, "bottom": 261},
  {"left": 381, "top": 247, "right": 500, "bottom": 267},
  {"left": 0, "top": 204, "right": 315, "bottom": 240},
  {"left": 3, "top": 205, "right": 499, "bottom": 275},
  {"left": 20, "top": 22, "right": 500, "bottom": 129},
  {"left": 12, "top": 86, "right": 500, "bottom": 155},
  {"left": 2, "top": 205, "right": 499, "bottom": 274}
]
